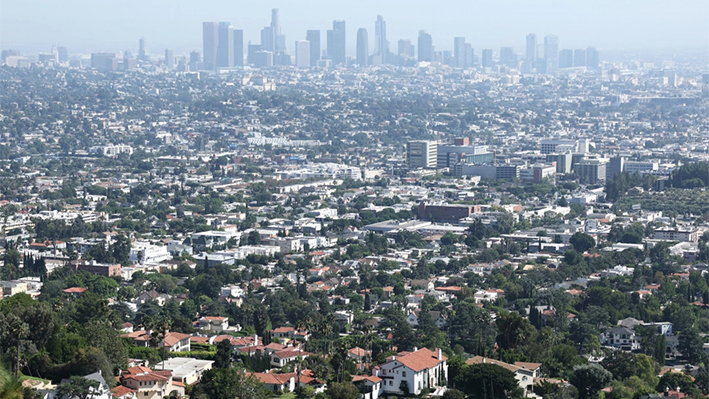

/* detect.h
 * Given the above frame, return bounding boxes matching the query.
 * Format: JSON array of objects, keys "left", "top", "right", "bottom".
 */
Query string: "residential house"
[
  {"left": 271, "top": 349, "right": 310, "bottom": 368},
  {"left": 197, "top": 316, "right": 229, "bottom": 332},
  {"left": 119, "top": 366, "right": 184, "bottom": 399},
  {"left": 406, "top": 310, "right": 446, "bottom": 329},
  {"left": 152, "top": 357, "right": 214, "bottom": 386},
  {"left": 251, "top": 372, "right": 296, "bottom": 393},
  {"left": 466, "top": 356, "right": 541, "bottom": 397},
  {"left": 373, "top": 347, "right": 447, "bottom": 396},
  {"left": 58, "top": 371, "right": 112, "bottom": 399},
  {"left": 164, "top": 332, "right": 191, "bottom": 352},
  {"left": 600, "top": 327, "right": 641, "bottom": 351},
  {"left": 474, "top": 289, "right": 505, "bottom": 304},
  {"left": 121, "top": 331, "right": 191, "bottom": 352},
  {"left": 270, "top": 327, "right": 310, "bottom": 342},
  {"left": 352, "top": 375, "right": 383, "bottom": 399},
  {"left": 111, "top": 385, "right": 137, "bottom": 399}
]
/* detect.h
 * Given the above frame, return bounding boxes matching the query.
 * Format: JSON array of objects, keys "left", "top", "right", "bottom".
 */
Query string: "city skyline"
[{"left": 1, "top": 0, "right": 708, "bottom": 56}]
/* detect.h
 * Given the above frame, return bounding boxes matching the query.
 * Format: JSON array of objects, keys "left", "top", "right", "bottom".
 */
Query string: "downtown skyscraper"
[
  {"left": 356, "top": 28, "right": 369, "bottom": 66},
  {"left": 454, "top": 37, "right": 467, "bottom": 69},
  {"left": 306, "top": 30, "right": 320, "bottom": 67},
  {"left": 374, "top": 15, "right": 389, "bottom": 64},
  {"left": 481, "top": 49, "right": 493, "bottom": 68},
  {"left": 418, "top": 31, "right": 433, "bottom": 62},
  {"left": 327, "top": 20, "right": 346, "bottom": 66},
  {"left": 295, "top": 40, "right": 310, "bottom": 68},
  {"left": 261, "top": 9, "right": 286, "bottom": 54},
  {"left": 203, "top": 22, "right": 219, "bottom": 70},
  {"left": 203, "top": 21, "right": 238, "bottom": 70},
  {"left": 272, "top": 9, "right": 285, "bottom": 52},
  {"left": 524, "top": 33, "right": 537, "bottom": 72},
  {"left": 138, "top": 37, "right": 148, "bottom": 61},
  {"left": 233, "top": 29, "right": 244, "bottom": 67},
  {"left": 217, "top": 22, "right": 234, "bottom": 68},
  {"left": 544, "top": 34, "right": 559, "bottom": 72}
]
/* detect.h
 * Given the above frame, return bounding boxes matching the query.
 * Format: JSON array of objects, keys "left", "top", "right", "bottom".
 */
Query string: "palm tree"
[
  {"left": 7, "top": 318, "right": 28, "bottom": 378},
  {"left": 155, "top": 316, "right": 172, "bottom": 368},
  {"left": 293, "top": 356, "right": 304, "bottom": 394},
  {"left": 319, "top": 315, "right": 335, "bottom": 355}
]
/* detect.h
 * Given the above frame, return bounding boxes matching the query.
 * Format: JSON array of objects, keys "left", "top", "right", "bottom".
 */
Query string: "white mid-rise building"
[{"left": 654, "top": 227, "right": 699, "bottom": 243}]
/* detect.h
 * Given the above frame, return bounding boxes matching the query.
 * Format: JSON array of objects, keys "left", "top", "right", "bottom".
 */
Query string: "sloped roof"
[{"left": 392, "top": 348, "right": 446, "bottom": 372}]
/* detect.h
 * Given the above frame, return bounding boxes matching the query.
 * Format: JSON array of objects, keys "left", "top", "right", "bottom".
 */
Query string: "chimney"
[
  {"left": 253, "top": 334, "right": 258, "bottom": 345},
  {"left": 413, "top": 347, "right": 418, "bottom": 352},
  {"left": 437, "top": 348, "right": 442, "bottom": 360},
  {"left": 482, "top": 357, "right": 486, "bottom": 363}
]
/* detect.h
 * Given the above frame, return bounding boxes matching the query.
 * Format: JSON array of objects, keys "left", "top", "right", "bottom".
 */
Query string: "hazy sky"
[{"left": 1, "top": 0, "right": 708, "bottom": 56}]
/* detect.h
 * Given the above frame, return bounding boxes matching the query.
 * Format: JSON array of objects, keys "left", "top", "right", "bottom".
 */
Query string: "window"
[
  {"left": 389, "top": 381, "right": 393, "bottom": 386},
  {"left": 403, "top": 372, "right": 407, "bottom": 377},
  {"left": 144, "top": 393, "right": 148, "bottom": 397}
]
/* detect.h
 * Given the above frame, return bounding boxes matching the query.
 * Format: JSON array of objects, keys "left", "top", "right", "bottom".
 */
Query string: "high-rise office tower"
[
  {"left": 526, "top": 33, "right": 537, "bottom": 61},
  {"left": 374, "top": 15, "right": 389, "bottom": 64},
  {"left": 202, "top": 22, "right": 219, "bottom": 70},
  {"left": 482, "top": 49, "right": 493, "bottom": 68},
  {"left": 356, "top": 28, "right": 369, "bottom": 66},
  {"left": 165, "top": 49, "right": 174, "bottom": 70},
  {"left": 217, "top": 22, "right": 234, "bottom": 68},
  {"left": 544, "top": 34, "right": 559, "bottom": 72},
  {"left": 465, "top": 44, "right": 474, "bottom": 68},
  {"left": 574, "top": 49, "right": 586, "bottom": 67},
  {"left": 559, "top": 49, "right": 573, "bottom": 68},
  {"left": 57, "top": 47, "right": 68, "bottom": 63},
  {"left": 261, "top": 26, "right": 275, "bottom": 53},
  {"left": 418, "top": 31, "right": 433, "bottom": 62},
  {"left": 271, "top": 9, "right": 286, "bottom": 52},
  {"left": 189, "top": 51, "right": 200, "bottom": 71},
  {"left": 247, "top": 44, "right": 262, "bottom": 65},
  {"left": 407, "top": 140, "right": 438, "bottom": 169},
  {"left": 524, "top": 33, "right": 537, "bottom": 72},
  {"left": 500, "top": 47, "right": 516, "bottom": 67},
  {"left": 138, "top": 37, "right": 148, "bottom": 61},
  {"left": 306, "top": 30, "right": 321, "bottom": 67},
  {"left": 295, "top": 40, "right": 311, "bottom": 67},
  {"left": 586, "top": 47, "right": 599, "bottom": 70},
  {"left": 253, "top": 51, "right": 274, "bottom": 68},
  {"left": 233, "top": 30, "right": 244, "bottom": 67},
  {"left": 454, "top": 37, "right": 466, "bottom": 69},
  {"left": 398, "top": 39, "right": 413, "bottom": 58},
  {"left": 327, "top": 20, "right": 346, "bottom": 65}
]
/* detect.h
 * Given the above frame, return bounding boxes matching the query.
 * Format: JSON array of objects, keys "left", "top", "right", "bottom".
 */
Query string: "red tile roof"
[
  {"left": 392, "top": 348, "right": 446, "bottom": 372},
  {"left": 251, "top": 372, "right": 295, "bottom": 385},
  {"left": 63, "top": 287, "right": 87, "bottom": 293},
  {"left": 111, "top": 385, "right": 136, "bottom": 398},
  {"left": 163, "top": 332, "right": 191, "bottom": 347}
]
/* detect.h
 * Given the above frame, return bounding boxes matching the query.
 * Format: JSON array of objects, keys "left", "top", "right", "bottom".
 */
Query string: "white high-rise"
[{"left": 295, "top": 41, "right": 311, "bottom": 68}]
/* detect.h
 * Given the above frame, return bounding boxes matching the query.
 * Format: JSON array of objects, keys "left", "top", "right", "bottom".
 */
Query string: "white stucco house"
[{"left": 372, "top": 347, "right": 447, "bottom": 396}]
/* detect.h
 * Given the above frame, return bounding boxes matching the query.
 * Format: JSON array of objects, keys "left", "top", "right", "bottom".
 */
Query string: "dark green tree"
[
  {"left": 214, "top": 339, "right": 233, "bottom": 369},
  {"left": 56, "top": 376, "right": 100, "bottom": 399},
  {"left": 569, "top": 232, "right": 595, "bottom": 253},
  {"left": 569, "top": 364, "right": 613, "bottom": 399}
]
